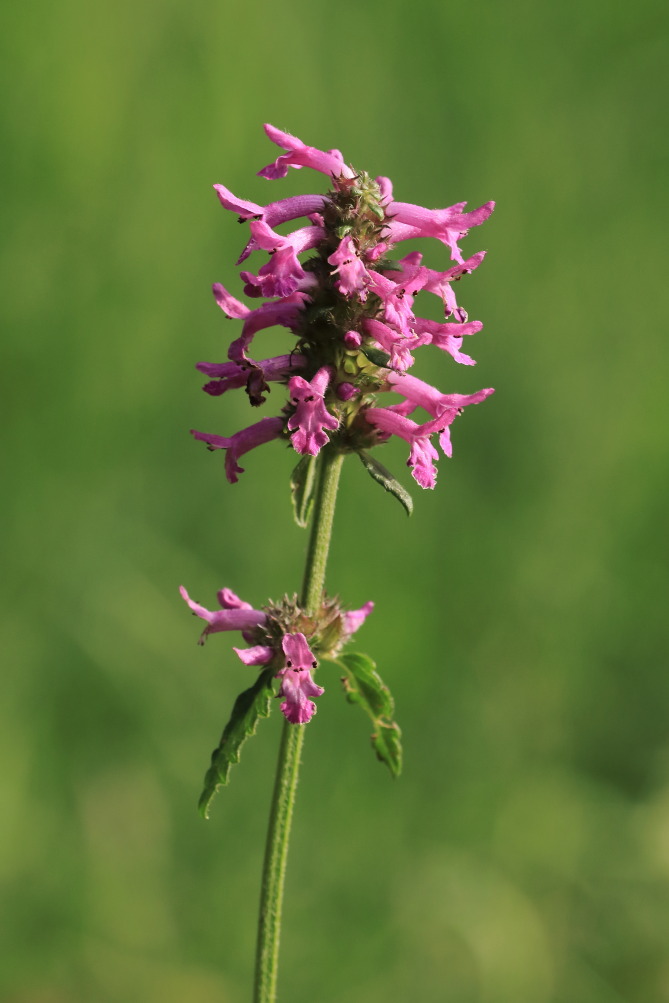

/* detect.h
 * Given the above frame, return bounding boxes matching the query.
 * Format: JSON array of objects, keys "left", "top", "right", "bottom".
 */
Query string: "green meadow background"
[{"left": 3, "top": 1, "right": 668, "bottom": 1000}]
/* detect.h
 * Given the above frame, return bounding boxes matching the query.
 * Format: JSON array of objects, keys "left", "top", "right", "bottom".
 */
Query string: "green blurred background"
[{"left": 3, "top": 0, "right": 668, "bottom": 1000}]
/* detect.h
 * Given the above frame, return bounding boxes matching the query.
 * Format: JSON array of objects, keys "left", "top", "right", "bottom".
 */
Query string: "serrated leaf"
[
  {"left": 360, "top": 346, "right": 391, "bottom": 368},
  {"left": 198, "top": 669, "right": 274, "bottom": 818},
  {"left": 290, "top": 453, "right": 319, "bottom": 528},
  {"left": 338, "top": 652, "right": 402, "bottom": 777},
  {"left": 358, "top": 451, "right": 413, "bottom": 517}
]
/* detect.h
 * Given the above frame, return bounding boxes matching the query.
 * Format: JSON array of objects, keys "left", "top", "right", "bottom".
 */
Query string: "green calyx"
[{"left": 260, "top": 593, "right": 359, "bottom": 663}]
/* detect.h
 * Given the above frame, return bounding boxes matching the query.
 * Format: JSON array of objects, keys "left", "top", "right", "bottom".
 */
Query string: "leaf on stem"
[
  {"left": 358, "top": 450, "right": 414, "bottom": 517},
  {"left": 290, "top": 453, "right": 319, "bottom": 528},
  {"left": 198, "top": 669, "right": 275, "bottom": 818},
  {"left": 337, "top": 652, "right": 402, "bottom": 777}
]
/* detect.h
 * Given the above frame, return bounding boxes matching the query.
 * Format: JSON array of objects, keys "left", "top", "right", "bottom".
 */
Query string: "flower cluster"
[
  {"left": 180, "top": 585, "right": 373, "bottom": 724},
  {"left": 192, "top": 124, "right": 494, "bottom": 490}
]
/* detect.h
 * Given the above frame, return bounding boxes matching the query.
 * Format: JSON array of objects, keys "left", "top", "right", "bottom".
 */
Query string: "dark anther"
[
  {"left": 286, "top": 660, "right": 292, "bottom": 667},
  {"left": 312, "top": 661, "right": 318, "bottom": 668}
]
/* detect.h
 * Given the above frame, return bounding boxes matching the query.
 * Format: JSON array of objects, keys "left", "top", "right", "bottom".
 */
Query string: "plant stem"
[{"left": 253, "top": 446, "right": 345, "bottom": 1003}]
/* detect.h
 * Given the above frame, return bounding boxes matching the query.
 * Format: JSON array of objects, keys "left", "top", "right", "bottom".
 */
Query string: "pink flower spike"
[
  {"left": 343, "top": 601, "right": 374, "bottom": 638},
  {"left": 190, "top": 416, "right": 285, "bottom": 483},
  {"left": 234, "top": 645, "right": 275, "bottom": 666},
  {"left": 179, "top": 585, "right": 267, "bottom": 645},
  {"left": 259, "top": 124, "right": 356, "bottom": 181},
  {"left": 276, "top": 633, "right": 324, "bottom": 724},
  {"left": 328, "top": 235, "right": 370, "bottom": 299},
  {"left": 287, "top": 367, "right": 338, "bottom": 456}
]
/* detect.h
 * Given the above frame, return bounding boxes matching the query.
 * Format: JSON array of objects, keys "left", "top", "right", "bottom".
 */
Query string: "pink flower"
[
  {"left": 412, "top": 317, "right": 484, "bottom": 366},
  {"left": 343, "top": 600, "right": 375, "bottom": 638},
  {"left": 275, "top": 633, "right": 324, "bottom": 724},
  {"left": 287, "top": 367, "right": 338, "bottom": 455},
  {"left": 363, "top": 317, "right": 429, "bottom": 372},
  {"left": 197, "top": 354, "right": 305, "bottom": 406},
  {"left": 240, "top": 220, "right": 324, "bottom": 298},
  {"left": 258, "top": 124, "right": 356, "bottom": 181},
  {"left": 214, "top": 183, "right": 327, "bottom": 228},
  {"left": 328, "top": 236, "right": 370, "bottom": 299},
  {"left": 365, "top": 384, "right": 493, "bottom": 488},
  {"left": 366, "top": 269, "right": 424, "bottom": 338},
  {"left": 180, "top": 585, "right": 268, "bottom": 647},
  {"left": 386, "top": 373, "right": 494, "bottom": 432},
  {"left": 386, "top": 200, "right": 495, "bottom": 263},
  {"left": 191, "top": 416, "right": 284, "bottom": 483},
  {"left": 225, "top": 293, "right": 308, "bottom": 363}
]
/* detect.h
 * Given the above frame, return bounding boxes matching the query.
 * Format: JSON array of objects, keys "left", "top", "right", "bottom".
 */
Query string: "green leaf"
[
  {"left": 360, "top": 346, "right": 391, "bottom": 368},
  {"left": 338, "top": 652, "right": 403, "bottom": 777},
  {"left": 358, "top": 450, "right": 413, "bottom": 517},
  {"left": 290, "top": 453, "right": 319, "bottom": 528},
  {"left": 198, "top": 669, "right": 274, "bottom": 818}
]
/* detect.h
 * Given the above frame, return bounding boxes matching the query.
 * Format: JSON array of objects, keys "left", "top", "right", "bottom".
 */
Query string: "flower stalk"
[{"left": 254, "top": 445, "right": 344, "bottom": 1003}]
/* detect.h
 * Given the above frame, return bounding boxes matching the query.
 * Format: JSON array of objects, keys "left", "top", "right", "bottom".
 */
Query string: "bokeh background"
[{"left": 3, "top": 0, "right": 668, "bottom": 1000}]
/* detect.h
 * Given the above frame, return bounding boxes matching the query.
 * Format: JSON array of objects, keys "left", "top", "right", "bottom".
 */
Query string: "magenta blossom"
[
  {"left": 191, "top": 416, "right": 284, "bottom": 483},
  {"left": 257, "top": 124, "right": 356, "bottom": 181},
  {"left": 276, "top": 633, "right": 324, "bottom": 724},
  {"left": 365, "top": 383, "right": 493, "bottom": 488},
  {"left": 287, "top": 367, "right": 339, "bottom": 455},
  {"left": 328, "top": 235, "right": 370, "bottom": 300},
  {"left": 180, "top": 585, "right": 268, "bottom": 647}
]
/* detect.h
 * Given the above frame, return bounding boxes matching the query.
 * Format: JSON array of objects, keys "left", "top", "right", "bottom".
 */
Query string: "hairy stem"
[{"left": 253, "top": 446, "right": 344, "bottom": 1003}]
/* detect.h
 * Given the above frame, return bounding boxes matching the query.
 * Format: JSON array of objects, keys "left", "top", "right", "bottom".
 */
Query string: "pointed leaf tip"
[{"left": 358, "top": 451, "right": 413, "bottom": 517}]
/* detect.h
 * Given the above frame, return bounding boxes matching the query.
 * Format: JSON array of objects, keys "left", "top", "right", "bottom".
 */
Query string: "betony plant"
[{"left": 181, "top": 124, "right": 494, "bottom": 1003}]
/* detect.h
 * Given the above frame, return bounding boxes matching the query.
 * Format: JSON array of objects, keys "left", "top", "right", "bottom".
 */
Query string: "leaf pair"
[{"left": 198, "top": 653, "right": 402, "bottom": 818}]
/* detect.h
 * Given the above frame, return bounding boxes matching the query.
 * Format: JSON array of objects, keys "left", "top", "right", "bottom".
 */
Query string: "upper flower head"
[{"left": 192, "top": 125, "right": 494, "bottom": 490}]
